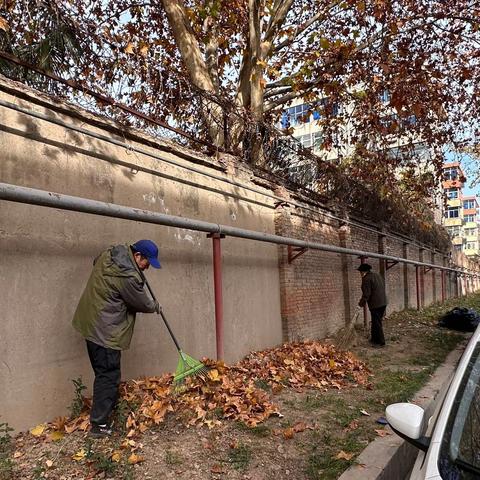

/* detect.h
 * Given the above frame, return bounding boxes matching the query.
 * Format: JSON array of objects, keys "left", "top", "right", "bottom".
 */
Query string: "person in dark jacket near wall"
[
  {"left": 72, "top": 240, "right": 161, "bottom": 438},
  {"left": 358, "top": 263, "right": 387, "bottom": 347}
]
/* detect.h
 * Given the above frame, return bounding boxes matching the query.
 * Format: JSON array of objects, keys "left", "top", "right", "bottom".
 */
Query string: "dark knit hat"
[{"left": 357, "top": 263, "right": 372, "bottom": 272}]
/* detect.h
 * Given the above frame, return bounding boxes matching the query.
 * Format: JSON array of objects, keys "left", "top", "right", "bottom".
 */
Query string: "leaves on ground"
[{"left": 29, "top": 340, "right": 370, "bottom": 444}]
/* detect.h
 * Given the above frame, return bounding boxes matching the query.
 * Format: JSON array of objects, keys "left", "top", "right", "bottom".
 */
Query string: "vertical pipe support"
[
  {"left": 441, "top": 270, "right": 446, "bottom": 302},
  {"left": 419, "top": 248, "right": 425, "bottom": 308},
  {"left": 208, "top": 233, "right": 225, "bottom": 360},
  {"left": 415, "top": 266, "right": 421, "bottom": 310},
  {"left": 359, "top": 256, "right": 369, "bottom": 333}
]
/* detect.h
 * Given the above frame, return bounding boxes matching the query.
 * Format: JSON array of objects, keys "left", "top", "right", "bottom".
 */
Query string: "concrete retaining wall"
[{"left": 0, "top": 78, "right": 283, "bottom": 431}]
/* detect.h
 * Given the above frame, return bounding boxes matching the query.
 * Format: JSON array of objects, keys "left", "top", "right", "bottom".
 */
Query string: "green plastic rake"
[{"left": 140, "top": 272, "right": 209, "bottom": 386}]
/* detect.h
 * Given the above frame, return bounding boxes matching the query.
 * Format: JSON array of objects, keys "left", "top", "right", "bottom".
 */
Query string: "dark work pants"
[
  {"left": 86, "top": 340, "right": 121, "bottom": 426},
  {"left": 370, "top": 306, "right": 386, "bottom": 345}
]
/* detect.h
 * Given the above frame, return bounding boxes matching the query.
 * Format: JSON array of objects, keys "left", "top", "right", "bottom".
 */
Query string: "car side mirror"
[{"left": 386, "top": 403, "right": 430, "bottom": 452}]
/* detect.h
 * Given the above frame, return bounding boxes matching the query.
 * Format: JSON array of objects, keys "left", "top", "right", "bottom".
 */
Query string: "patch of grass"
[
  {"left": 236, "top": 422, "right": 271, "bottom": 437},
  {"left": 92, "top": 451, "right": 117, "bottom": 474},
  {"left": 32, "top": 464, "right": 45, "bottom": 480},
  {"left": 254, "top": 379, "right": 271, "bottom": 392},
  {"left": 0, "top": 422, "right": 14, "bottom": 480},
  {"left": 84, "top": 438, "right": 116, "bottom": 474},
  {"left": 423, "top": 331, "right": 464, "bottom": 363},
  {"left": 301, "top": 394, "right": 329, "bottom": 412},
  {"left": 68, "top": 376, "right": 87, "bottom": 419},
  {"left": 375, "top": 370, "right": 431, "bottom": 406},
  {"left": 211, "top": 407, "right": 224, "bottom": 419},
  {"left": 306, "top": 434, "right": 354, "bottom": 480},
  {"left": 285, "top": 393, "right": 332, "bottom": 412},
  {"left": 250, "top": 425, "right": 271, "bottom": 437},
  {"left": 165, "top": 449, "right": 183, "bottom": 466},
  {"left": 227, "top": 443, "right": 252, "bottom": 470},
  {"left": 113, "top": 398, "right": 138, "bottom": 434},
  {"left": 333, "top": 408, "right": 358, "bottom": 429},
  {"left": 307, "top": 448, "right": 349, "bottom": 480},
  {"left": 121, "top": 467, "right": 135, "bottom": 480},
  {"left": 305, "top": 429, "right": 368, "bottom": 480}
]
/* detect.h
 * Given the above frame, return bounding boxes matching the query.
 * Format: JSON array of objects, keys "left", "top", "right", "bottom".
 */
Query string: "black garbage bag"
[{"left": 438, "top": 307, "right": 480, "bottom": 332}]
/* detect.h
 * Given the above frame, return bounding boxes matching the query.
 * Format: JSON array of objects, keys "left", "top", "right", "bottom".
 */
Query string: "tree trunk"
[{"left": 160, "top": 0, "right": 224, "bottom": 147}]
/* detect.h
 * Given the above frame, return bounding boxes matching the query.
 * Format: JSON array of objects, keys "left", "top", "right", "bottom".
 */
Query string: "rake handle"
[{"left": 137, "top": 269, "right": 183, "bottom": 353}]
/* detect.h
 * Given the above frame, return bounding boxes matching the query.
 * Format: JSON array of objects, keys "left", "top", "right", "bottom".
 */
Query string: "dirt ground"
[{"left": 2, "top": 294, "right": 478, "bottom": 480}]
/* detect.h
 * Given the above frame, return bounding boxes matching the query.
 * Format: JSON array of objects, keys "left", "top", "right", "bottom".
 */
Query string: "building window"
[
  {"left": 448, "top": 226, "right": 461, "bottom": 237},
  {"left": 281, "top": 104, "right": 314, "bottom": 127},
  {"left": 464, "top": 214, "right": 476, "bottom": 223},
  {"left": 446, "top": 188, "right": 459, "bottom": 199},
  {"left": 380, "top": 113, "right": 399, "bottom": 129},
  {"left": 281, "top": 98, "right": 340, "bottom": 129},
  {"left": 463, "top": 199, "right": 476, "bottom": 209},
  {"left": 319, "top": 98, "right": 340, "bottom": 117},
  {"left": 295, "top": 133, "right": 312, "bottom": 149},
  {"left": 465, "top": 241, "right": 477, "bottom": 250},
  {"left": 293, "top": 132, "right": 324, "bottom": 152},
  {"left": 454, "top": 244, "right": 462, "bottom": 251},
  {"left": 443, "top": 167, "right": 458, "bottom": 181},
  {"left": 464, "top": 228, "right": 477, "bottom": 237},
  {"left": 445, "top": 207, "right": 460, "bottom": 218},
  {"left": 404, "top": 114, "right": 417, "bottom": 126},
  {"left": 379, "top": 90, "right": 390, "bottom": 103},
  {"left": 312, "top": 131, "right": 323, "bottom": 150}
]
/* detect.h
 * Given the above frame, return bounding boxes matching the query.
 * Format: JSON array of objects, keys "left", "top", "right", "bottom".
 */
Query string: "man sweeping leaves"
[
  {"left": 357, "top": 263, "right": 387, "bottom": 348},
  {"left": 72, "top": 240, "right": 161, "bottom": 438}
]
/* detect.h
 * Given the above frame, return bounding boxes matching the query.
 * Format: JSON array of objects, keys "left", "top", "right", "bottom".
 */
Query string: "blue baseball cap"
[{"left": 132, "top": 239, "right": 161, "bottom": 268}]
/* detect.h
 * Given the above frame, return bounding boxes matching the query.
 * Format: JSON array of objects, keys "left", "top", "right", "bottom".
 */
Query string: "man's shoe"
[
  {"left": 89, "top": 423, "right": 112, "bottom": 438},
  {"left": 371, "top": 343, "right": 386, "bottom": 348}
]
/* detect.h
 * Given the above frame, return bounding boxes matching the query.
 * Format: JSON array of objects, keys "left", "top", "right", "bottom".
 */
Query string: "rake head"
[{"left": 173, "top": 351, "right": 210, "bottom": 386}]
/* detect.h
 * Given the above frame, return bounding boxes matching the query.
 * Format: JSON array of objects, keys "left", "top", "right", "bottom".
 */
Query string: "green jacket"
[
  {"left": 359, "top": 271, "right": 387, "bottom": 310},
  {"left": 72, "top": 244, "right": 156, "bottom": 350}
]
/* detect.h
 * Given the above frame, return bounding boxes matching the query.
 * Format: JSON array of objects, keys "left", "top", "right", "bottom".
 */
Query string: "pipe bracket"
[{"left": 288, "top": 245, "right": 308, "bottom": 263}]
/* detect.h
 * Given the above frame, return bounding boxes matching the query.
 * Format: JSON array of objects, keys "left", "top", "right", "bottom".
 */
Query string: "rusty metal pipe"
[
  {"left": 0, "top": 183, "right": 478, "bottom": 278},
  {"left": 211, "top": 234, "right": 224, "bottom": 360}
]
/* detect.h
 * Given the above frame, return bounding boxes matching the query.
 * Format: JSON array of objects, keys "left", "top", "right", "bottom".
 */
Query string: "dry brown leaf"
[
  {"left": 343, "top": 420, "right": 359, "bottom": 432},
  {"left": 283, "top": 427, "right": 295, "bottom": 440},
  {"left": 111, "top": 451, "right": 122, "bottom": 463},
  {"left": 0, "top": 17, "right": 9, "bottom": 31},
  {"left": 335, "top": 450, "right": 354, "bottom": 461},
  {"left": 45, "top": 459, "right": 54, "bottom": 468},
  {"left": 127, "top": 453, "right": 145, "bottom": 465},
  {"left": 293, "top": 422, "right": 307, "bottom": 433},
  {"left": 72, "top": 449, "right": 86, "bottom": 461},
  {"left": 47, "top": 431, "right": 64, "bottom": 442},
  {"left": 30, "top": 424, "right": 46, "bottom": 437},
  {"left": 374, "top": 429, "right": 391, "bottom": 437},
  {"left": 125, "top": 42, "right": 134, "bottom": 54},
  {"left": 211, "top": 464, "right": 225, "bottom": 473},
  {"left": 13, "top": 451, "right": 24, "bottom": 459}
]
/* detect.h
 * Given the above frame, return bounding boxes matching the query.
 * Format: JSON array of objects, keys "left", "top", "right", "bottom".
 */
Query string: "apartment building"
[
  {"left": 442, "top": 162, "right": 480, "bottom": 257},
  {"left": 280, "top": 100, "right": 480, "bottom": 260},
  {"left": 280, "top": 91, "right": 419, "bottom": 162}
]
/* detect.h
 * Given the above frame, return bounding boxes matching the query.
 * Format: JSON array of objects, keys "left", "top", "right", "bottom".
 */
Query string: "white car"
[{"left": 386, "top": 324, "right": 480, "bottom": 479}]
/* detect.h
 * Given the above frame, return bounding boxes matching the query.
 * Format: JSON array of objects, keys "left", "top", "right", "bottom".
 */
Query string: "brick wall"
[
  {"left": 276, "top": 205, "right": 346, "bottom": 340},
  {"left": 275, "top": 202, "right": 478, "bottom": 342}
]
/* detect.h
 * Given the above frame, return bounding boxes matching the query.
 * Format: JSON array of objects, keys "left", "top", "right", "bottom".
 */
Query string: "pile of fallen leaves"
[
  {"left": 235, "top": 340, "right": 371, "bottom": 390},
  {"left": 35, "top": 340, "right": 370, "bottom": 444}
]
